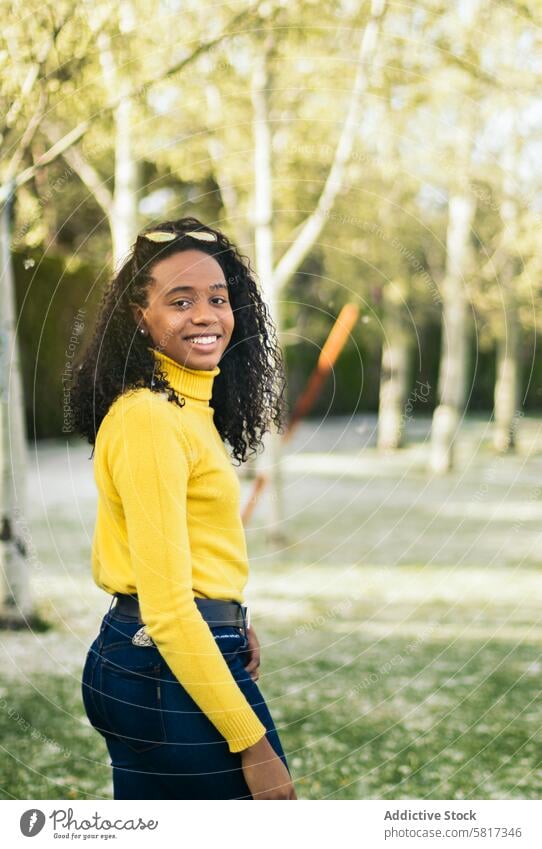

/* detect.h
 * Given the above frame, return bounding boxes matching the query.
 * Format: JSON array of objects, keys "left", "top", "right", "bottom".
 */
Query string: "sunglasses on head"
[{"left": 139, "top": 228, "right": 218, "bottom": 243}]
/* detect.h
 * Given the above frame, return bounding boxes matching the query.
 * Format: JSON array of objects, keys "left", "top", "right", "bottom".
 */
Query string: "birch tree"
[
  {"left": 429, "top": 190, "right": 476, "bottom": 474},
  {"left": 493, "top": 137, "right": 523, "bottom": 453},
  {"left": 0, "top": 5, "right": 81, "bottom": 625},
  {"left": 378, "top": 279, "right": 411, "bottom": 450},
  {"left": 249, "top": 0, "right": 387, "bottom": 537}
]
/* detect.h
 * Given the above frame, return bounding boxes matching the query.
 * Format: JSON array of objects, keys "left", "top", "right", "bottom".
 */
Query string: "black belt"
[{"left": 113, "top": 592, "right": 249, "bottom": 630}]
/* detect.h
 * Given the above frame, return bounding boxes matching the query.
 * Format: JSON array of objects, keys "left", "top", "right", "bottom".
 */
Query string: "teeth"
[{"left": 189, "top": 335, "right": 217, "bottom": 345}]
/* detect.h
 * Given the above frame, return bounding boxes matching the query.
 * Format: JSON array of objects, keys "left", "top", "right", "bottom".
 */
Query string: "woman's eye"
[{"left": 172, "top": 297, "right": 228, "bottom": 308}]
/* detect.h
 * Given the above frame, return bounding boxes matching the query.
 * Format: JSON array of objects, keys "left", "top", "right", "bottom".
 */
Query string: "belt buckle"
[
  {"left": 132, "top": 625, "right": 155, "bottom": 647},
  {"left": 244, "top": 603, "right": 250, "bottom": 630}
]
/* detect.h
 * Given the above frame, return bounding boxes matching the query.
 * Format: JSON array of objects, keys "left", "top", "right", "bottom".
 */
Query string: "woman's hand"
[
  {"left": 243, "top": 625, "right": 261, "bottom": 681},
  {"left": 240, "top": 735, "right": 298, "bottom": 799}
]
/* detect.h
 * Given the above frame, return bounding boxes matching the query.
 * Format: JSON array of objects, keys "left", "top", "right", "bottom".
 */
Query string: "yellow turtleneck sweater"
[{"left": 91, "top": 346, "right": 267, "bottom": 753}]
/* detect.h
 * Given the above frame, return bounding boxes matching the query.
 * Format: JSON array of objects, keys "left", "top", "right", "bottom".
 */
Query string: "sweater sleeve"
[{"left": 107, "top": 391, "right": 267, "bottom": 753}]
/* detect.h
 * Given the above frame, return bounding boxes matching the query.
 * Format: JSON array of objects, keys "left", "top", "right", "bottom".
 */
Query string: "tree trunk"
[
  {"left": 112, "top": 91, "right": 139, "bottom": 266},
  {"left": 377, "top": 281, "right": 411, "bottom": 451},
  {"left": 429, "top": 192, "right": 476, "bottom": 474},
  {"left": 493, "top": 151, "right": 522, "bottom": 453},
  {"left": 97, "top": 10, "right": 139, "bottom": 269},
  {"left": 0, "top": 184, "right": 33, "bottom": 625},
  {"left": 251, "top": 32, "right": 287, "bottom": 543},
  {"left": 494, "top": 293, "right": 521, "bottom": 452}
]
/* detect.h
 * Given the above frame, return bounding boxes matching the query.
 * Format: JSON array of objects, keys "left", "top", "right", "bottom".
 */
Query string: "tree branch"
[
  {"left": 4, "top": 89, "right": 48, "bottom": 184},
  {"left": 0, "top": 0, "right": 271, "bottom": 204},
  {"left": 274, "top": 0, "right": 388, "bottom": 291},
  {"left": 40, "top": 120, "right": 114, "bottom": 216}
]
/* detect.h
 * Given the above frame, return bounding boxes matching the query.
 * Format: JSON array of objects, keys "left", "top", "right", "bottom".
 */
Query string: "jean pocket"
[
  {"left": 97, "top": 655, "right": 167, "bottom": 754},
  {"left": 210, "top": 626, "right": 248, "bottom": 664}
]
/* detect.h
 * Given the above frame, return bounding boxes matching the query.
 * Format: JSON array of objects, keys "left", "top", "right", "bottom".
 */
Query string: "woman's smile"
[{"left": 185, "top": 333, "right": 222, "bottom": 347}]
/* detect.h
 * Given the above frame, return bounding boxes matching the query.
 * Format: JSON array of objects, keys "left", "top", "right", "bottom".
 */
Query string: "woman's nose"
[{"left": 191, "top": 300, "right": 217, "bottom": 324}]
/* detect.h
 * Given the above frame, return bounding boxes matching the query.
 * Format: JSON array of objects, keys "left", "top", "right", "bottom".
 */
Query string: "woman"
[{"left": 71, "top": 216, "right": 297, "bottom": 800}]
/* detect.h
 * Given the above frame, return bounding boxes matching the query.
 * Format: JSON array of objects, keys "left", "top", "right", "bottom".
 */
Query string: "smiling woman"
[{"left": 69, "top": 217, "right": 297, "bottom": 800}]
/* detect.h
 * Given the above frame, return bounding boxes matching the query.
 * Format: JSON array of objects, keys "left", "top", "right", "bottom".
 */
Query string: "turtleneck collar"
[{"left": 147, "top": 346, "right": 219, "bottom": 403}]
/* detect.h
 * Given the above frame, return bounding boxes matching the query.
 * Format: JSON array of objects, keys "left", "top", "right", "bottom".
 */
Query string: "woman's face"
[{"left": 130, "top": 249, "right": 235, "bottom": 370}]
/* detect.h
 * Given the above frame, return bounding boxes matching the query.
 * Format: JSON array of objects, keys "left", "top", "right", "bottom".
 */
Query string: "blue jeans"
[{"left": 81, "top": 600, "right": 290, "bottom": 799}]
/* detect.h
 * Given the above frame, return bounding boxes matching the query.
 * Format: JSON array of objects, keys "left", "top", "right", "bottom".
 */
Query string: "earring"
[{"left": 139, "top": 328, "right": 147, "bottom": 336}]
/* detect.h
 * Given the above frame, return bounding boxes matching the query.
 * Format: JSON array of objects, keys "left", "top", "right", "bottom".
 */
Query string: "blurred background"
[{"left": 1, "top": 0, "right": 541, "bottom": 800}]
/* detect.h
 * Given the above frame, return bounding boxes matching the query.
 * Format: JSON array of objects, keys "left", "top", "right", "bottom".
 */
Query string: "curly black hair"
[{"left": 69, "top": 216, "right": 288, "bottom": 464}]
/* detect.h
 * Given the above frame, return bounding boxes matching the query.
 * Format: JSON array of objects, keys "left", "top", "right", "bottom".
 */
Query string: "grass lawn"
[
  {"left": 0, "top": 564, "right": 540, "bottom": 800},
  {"left": 1, "top": 415, "right": 541, "bottom": 799}
]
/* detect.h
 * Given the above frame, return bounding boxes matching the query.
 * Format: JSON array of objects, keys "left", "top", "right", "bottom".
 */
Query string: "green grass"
[
  {"left": 0, "top": 674, "right": 112, "bottom": 800},
  {"left": 0, "top": 565, "right": 541, "bottom": 799},
  {"left": 257, "top": 577, "right": 542, "bottom": 800},
  {"left": 271, "top": 626, "right": 542, "bottom": 799},
  {"left": 2, "top": 420, "right": 542, "bottom": 798}
]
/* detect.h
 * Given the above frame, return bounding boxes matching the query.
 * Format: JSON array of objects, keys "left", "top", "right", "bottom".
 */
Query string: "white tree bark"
[
  {"left": 112, "top": 92, "right": 139, "bottom": 266},
  {"left": 493, "top": 183, "right": 522, "bottom": 452},
  {"left": 0, "top": 184, "right": 33, "bottom": 624},
  {"left": 494, "top": 292, "right": 521, "bottom": 453},
  {"left": 98, "top": 6, "right": 139, "bottom": 268},
  {"left": 377, "top": 281, "right": 411, "bottom": 451},
  {"left": 429, "top": 192, "right": 476, "bottom": 474}
]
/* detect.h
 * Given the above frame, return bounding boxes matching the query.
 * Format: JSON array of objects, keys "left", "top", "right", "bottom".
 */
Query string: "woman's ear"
[{"left": 129, "top": 302, "right": 145, "bottom": 330}]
